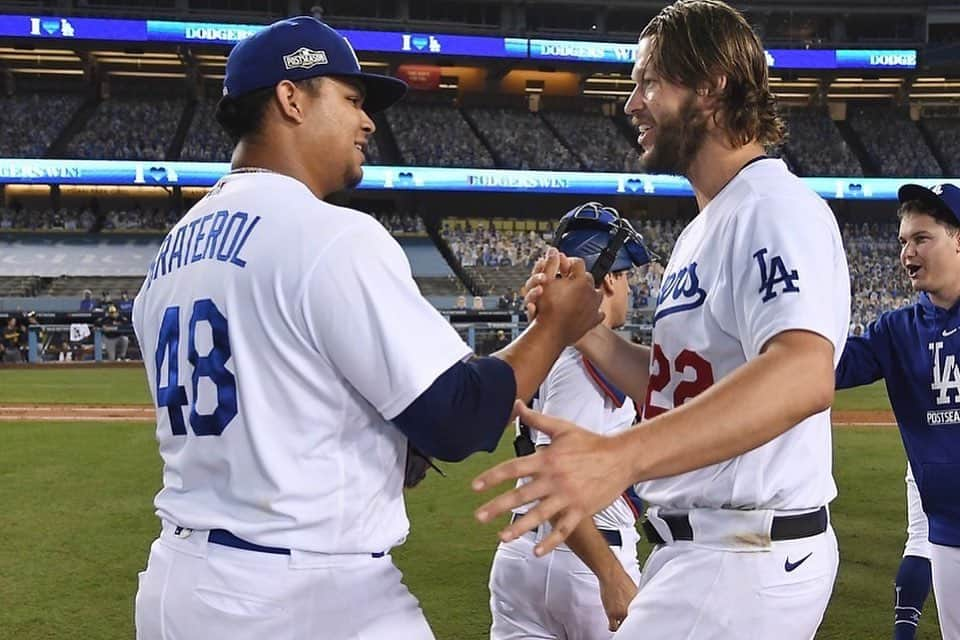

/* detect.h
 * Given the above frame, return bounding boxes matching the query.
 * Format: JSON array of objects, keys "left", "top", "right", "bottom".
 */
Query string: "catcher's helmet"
[{"left": 553, "top": 202, "right": 655, "bottom": 285}]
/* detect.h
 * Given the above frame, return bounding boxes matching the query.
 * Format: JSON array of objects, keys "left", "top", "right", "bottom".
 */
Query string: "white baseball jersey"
[
  {"left": 637, "top": 158, "right": 850, "bottom": 510},
  {"left": 491, "top": 346, "right": 641, "bottom": 640},
  {"left": 519, "top": 346, "right": 640, "bottom": 532},
  {"left": 133, "top": 170, "right": 472, "bottom": 554}
]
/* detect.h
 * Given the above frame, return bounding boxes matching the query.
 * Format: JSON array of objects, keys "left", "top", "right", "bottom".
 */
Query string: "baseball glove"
[{"left": 404, "top": 443, "right": 445, "bottom": 488}]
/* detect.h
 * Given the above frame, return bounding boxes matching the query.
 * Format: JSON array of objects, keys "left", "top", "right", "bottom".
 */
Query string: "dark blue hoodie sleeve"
[{"left": 836, "top": 316, "right": 888, "bottom": 390}]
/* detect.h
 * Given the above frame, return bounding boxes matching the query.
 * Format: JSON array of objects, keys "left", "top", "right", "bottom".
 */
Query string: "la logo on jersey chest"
[{"left": 928, "top": 340, "right": 960, "bottom": 425}]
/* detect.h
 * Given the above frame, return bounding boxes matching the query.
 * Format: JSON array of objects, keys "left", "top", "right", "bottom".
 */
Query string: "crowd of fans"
[
  {"left": 68, "top": 97, "right": 184, "bottom": 160},
  {"left": 374, "top": 212, "right": 424, "bottom": 234},
  {"left": 842, "top": 221, "right": 912, "bottom": 328},
  {"left": 0, "top": 93, "right": 83, "bottom": 158},
  {"left": 1, "top": 86, "right": 958, "bottom": 178},
  {"left": 542, "top": 110, "right": 640, "bottom": 173},
  {"left": 466, "top": 107, "right": 581, "bottom": 171},
  {"left": 440, "top": 215, "right": 914, "bottom": 323},
  {"left": 783, "top": 109, "right": 863, "bottom": 177},
  {"left": 848, "top": 106, "right": 943, "bottom": 177},
  {"left": 0, "top": 201, "right": 925, "bottom": 326},
  {"left": 0, "top": 204, "right": 181, "bottom": 232},
  {"left": 101, "top": 207, "right": 183, "bottom": 231},
  {"left": 444, "top": 220, "right": 552, "bottom": 268},
  {"left": 0, "top": 205, "right": 97, "bottom": 231},
  {"left": 924, "top": 117, "right": 960, "bottom": 176},
  {"left": 179, "top": 98, "right": 233, "bottom": 162},
  {"left": 387, "top": 103, "right": 495, "bottom": 168}
]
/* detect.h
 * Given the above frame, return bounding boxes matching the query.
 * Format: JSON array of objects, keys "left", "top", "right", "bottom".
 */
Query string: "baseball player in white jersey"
[
  {"left": 473, "top": 2, "right": 850, "bottom": 638},
  {"left": 489, "top": 203, "right": 651, "bottom": 639},
  {"left": 132, "top": 16, "right": 602, "bottom": 640}
]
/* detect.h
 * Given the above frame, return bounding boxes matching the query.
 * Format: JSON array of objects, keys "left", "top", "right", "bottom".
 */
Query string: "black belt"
[
  {"left": 641, "top": 506, "right": 828, "bottom": 545},
  {"left": 511, "top": 513, "right": 622, "bottom": 547}
]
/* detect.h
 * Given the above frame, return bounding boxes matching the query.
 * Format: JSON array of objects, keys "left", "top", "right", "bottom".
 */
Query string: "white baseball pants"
[
  {"left": 904, "top": 464, "right": 932, "bottom": 559},
  {"left": 489, "top": 527, "right": 641, "bottom": 640},
  {"left": 135, "top": 521, "right": 435, "bottom": 640},
  {"left": 616, "top": 511, "right": 838, "bottom": 639},
  {"left": 931, "top": 543, "right": 960, "bottom": 640}
]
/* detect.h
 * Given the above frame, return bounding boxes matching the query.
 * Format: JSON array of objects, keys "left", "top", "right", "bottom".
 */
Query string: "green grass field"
[
  {"left": 0, "top": 371, "right": 941, "bottom": 639},
  {"left": 0, "top": 368, "right": 151, "bottom": 405}
]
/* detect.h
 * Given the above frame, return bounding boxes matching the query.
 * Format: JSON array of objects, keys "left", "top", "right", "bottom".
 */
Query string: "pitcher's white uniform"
[
  {"left": 133, "top": 171, "right": 471, "bottom": 639},
  {"left": 618, "top": 158, "right": 850, "bottom": 639},
  {"left": 489, "top": 346, "right": 642, "bottom": 640}
]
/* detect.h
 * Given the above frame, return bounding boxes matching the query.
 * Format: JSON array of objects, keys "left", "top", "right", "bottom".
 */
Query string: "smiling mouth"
[{"left": 637, "top": 125, "right": 654, "bottom": 148}]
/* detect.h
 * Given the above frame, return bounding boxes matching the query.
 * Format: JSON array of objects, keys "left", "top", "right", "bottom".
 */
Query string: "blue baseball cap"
[
  {"left": 898, "top": 183, "right": 960, "bottom": 226},
  {"left": 223, "top": 16, "right": 407, "bottom": 113}
]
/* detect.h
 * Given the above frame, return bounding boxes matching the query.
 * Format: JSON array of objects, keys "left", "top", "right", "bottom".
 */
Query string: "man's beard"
[{"left": 639, "top": 94, "right": 709, "bottom": 176}]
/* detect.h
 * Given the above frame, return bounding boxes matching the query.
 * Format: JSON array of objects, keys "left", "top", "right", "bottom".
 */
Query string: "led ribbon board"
[
  {"left": 0, "top": 159, "right": 948, "bottom": 200},
  {"left": 0, "top": 14, "right": 916, "bottom": 68}
]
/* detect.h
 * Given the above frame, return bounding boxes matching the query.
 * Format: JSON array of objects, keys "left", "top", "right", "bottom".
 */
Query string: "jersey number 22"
[{"left": 155, "top": 299, "right": 237, "bottom": 436}]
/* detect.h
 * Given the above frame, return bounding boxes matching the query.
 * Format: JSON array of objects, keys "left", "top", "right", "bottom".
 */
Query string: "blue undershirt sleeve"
[{"left": 392, "top": 356, "right": 518, "bottom": 462}]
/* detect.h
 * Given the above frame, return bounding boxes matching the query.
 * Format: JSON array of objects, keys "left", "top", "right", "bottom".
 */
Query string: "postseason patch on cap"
[{"left": 283, "top": 47, "right": 329, "bottom": 70}]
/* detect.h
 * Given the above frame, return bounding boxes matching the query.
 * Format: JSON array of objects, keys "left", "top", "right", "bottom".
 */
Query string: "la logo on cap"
[
  {"left": 283, "top": 47, "right": 328, "bottom": 70},
  {"left": 933, "top": 184, "right": 944, "bottom": 195}
]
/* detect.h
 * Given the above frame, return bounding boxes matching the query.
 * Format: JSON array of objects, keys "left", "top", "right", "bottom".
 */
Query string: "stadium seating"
[
  {"left": 0, "top": 206, "right": 927, "bottom": 326},
  {"left": 180, "top": 98, "right": 233, "bottom": 162},
  {"left": 0, "top": 93, "right": 83, "bottom": 157},
  {"left": 783, "top": 109, "right": 864, "bottom": 177},
  {"left": 2, "top": 89, "right": 959, "bottom": 181},
  {"left": 847, "top": 105, "right": 943, "bottom": 177},
  {"left": 67, "top": 96, "right": 185, "bottom": 160},
  {"left": 0, "top": 276, "right": 42, "bottom": 297},
  {"left": 541, "top": 110, "right": 639, "bottom": 172},
  {"left": 44, "top": 275, "right": 146, "bottom": 298},
  {"left": 386, "top": 103, "right": 495, "bottom": 168},
  {"left": 413, "top": 276, "right": 465, "bottom": 296},
  {"left": 843, "top": 221, "right": 913, "bottom": 326},
  {"left": 466, "top": 107, "right": 582, "bottom": 170},
  {"left": 924, "top": 117, "right": 960, "bottom": 176}
]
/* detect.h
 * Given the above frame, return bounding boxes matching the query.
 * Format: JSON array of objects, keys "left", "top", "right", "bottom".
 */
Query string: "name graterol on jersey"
[{"left": 145, "top": 209, "right": 260, "bottom": 288}]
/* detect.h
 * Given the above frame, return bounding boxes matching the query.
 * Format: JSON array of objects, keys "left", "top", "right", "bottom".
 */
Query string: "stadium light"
[
  {"left": 106, "top": 70, "right": 186, "bottom": 78},
  {"left": 8, "top": 67, "right": 83, "bottom": 75},
  {"left": 826, "top": 93, "right": 897, "bottom": 98},
  {"left": 908, "top": 93, "right": 960, "bottom": 99}
]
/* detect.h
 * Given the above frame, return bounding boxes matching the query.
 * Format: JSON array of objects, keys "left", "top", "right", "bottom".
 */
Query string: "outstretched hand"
[{"left": 473, "top": 400, "right": 633, "bottom": 556}]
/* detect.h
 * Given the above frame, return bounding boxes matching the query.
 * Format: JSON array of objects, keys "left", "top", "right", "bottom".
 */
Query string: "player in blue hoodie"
[{"left": 836, "top": 183, "right": 960, "bottom": 640}]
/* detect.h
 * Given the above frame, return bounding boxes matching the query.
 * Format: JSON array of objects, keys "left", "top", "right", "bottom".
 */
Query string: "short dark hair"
[
  {"left": 215, "top": 77, "right": 323, "bottom": 142},
  {"left": 640, "top": 0, "right": 785, "bottom": 148},
  {"left": 898, "top": 199, "right": 960, "bottom": 236}
]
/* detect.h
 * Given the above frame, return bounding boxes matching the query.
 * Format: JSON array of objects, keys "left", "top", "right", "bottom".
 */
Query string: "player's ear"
[
  {"left": 697, "top": 75, "right": 726, "bottom": 115},
  {"left": 274, "top": 80, "right": 306, "bottom": 124},
  {"left": 601, "top": 272, "right": 617, "bottom": 296}
]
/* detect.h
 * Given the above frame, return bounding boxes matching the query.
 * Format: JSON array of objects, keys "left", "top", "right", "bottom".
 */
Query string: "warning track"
[{"left": 0, "top": 404, "right": 155, "bottom": 422}]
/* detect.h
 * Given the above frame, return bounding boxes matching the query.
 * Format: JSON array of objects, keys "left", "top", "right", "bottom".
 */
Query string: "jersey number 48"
[{"left": 155, "top": 299, "right": 237, "bottom": 436}]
